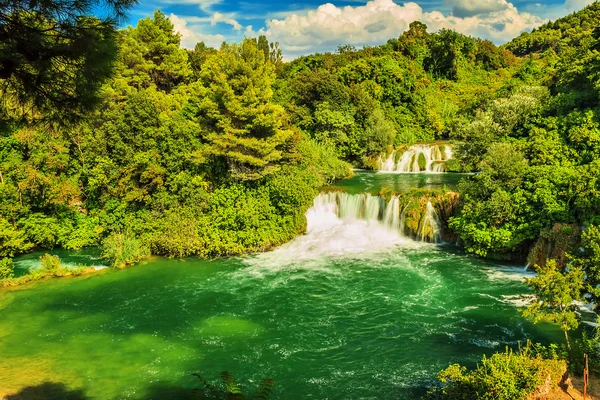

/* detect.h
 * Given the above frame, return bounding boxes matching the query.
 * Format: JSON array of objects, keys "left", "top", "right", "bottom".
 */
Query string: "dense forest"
[
  {"left": 2, "top": 3, "right": 600, "bottom": 268},
  {"left": 2, "top": 0, "right": 600, "bottom": 397}
]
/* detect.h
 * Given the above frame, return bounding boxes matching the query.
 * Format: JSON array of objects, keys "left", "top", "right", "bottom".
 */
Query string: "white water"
[
  {"left": 378, "top": 144, "right": 453, "bottom": 173},
  {"left": 419, "top": 201, "right": 442, "bottom": 243},
  {"left": 244, "top": 192, "right": 440, "bottom": 272}
]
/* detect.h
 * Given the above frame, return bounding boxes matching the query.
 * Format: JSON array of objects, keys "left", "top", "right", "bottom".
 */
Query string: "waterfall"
[
  {"left": 308, "top": 192, "right": 389, "bottom": 231},
  {"left": 418, "top": 201, "right": 442, "bottom": 243},
  {"left": 523, "top": 263, "right": 530, "bottom": 272},
  {"left": 307, "top": 192, "right": 441, "bottom": 243},
  {"left": 383, "top": 196, "right": 401, "bottom": 231},
  {"left": 377, "top": 144, "right": 453, "bottom": 173}
]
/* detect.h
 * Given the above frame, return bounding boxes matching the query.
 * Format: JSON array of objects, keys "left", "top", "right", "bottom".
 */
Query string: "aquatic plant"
[{"left": 193, "top": 371, "right": 274, "bottom": 400}]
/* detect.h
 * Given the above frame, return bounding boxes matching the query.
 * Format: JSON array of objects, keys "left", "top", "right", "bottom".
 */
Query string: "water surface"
[
  {"left": 0, "top": 173, "right": 560, "bottom": 399},
  {"left": 333, "top": 170, "right": 465, "bottom": 194}
]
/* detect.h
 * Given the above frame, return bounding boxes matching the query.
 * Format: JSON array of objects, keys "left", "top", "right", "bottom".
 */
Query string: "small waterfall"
[
  {"left": 308, "top": 192, "right": 386, "bottom": 232},
  {"left": 523, "top": 263, "right": 530, "bottom": 272},
  {"left": 399, "top": 205, "right": 407, "bottom": 236},
  {"left": 377, "top": 144, "right": 453, "bottom": 173},
  {"left": 418, "top": 201, "right": 441, "bottom": 243},
  {"left": 383, "top": 196, "right": 401, "bottom": 231},
  {"left": 307, "top": 192, "right": 442, "bottom": 243}
]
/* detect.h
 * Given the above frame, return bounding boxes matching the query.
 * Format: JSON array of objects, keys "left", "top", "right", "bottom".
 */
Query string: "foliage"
[
  {"left": 505, "top": 3, "right": 600, "bottom": 56},
  {"left": 193, "top": 371, "right": 274, "bottom": 400},
  {"left": 570, "top": 225, "right": 600, "bottom": 304},
  {"left": 522, "top": 259, "right": 584, "bottom": 346},
  {"left": 40, "top": 253, "right": 61, "bottom": 274},
  {"left": 0, "top": 257, "right": 13, "bottom": 279},
  {"left": 101, "top": 232, "right": 149, "bottom": 268},
  {"left": 428, "top": 346, "right": 566, "bottom": 400},
  {"left": 0, "top": 0, "right": 137, "bottom": 124},
  {"left": 186, "top": 39, "right": 293, "bottom": 181},
  {"left": 1, "top": 254, "right": 93, "bottom": 287}
]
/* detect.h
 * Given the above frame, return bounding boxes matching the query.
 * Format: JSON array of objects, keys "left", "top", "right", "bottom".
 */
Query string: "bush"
[
  {"left": 40, "top": 253, "right": 61, "bottom": 274},
  {"left": 101, "top": 232, "right": 150, "bottom": 268},
  {"left": 428, "top": 346, "right": 566, "bottom": 400},
  {"left": 0, "top": 258, "right": 14, "bottom": 279}
]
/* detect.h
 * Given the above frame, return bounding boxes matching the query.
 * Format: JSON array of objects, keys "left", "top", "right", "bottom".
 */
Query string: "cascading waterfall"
[
  {"left": 383, "top": 196, "right": 401, "bottom": 231},
  {"left": 377, "top": 144, "right": 453, "bottom": 173},
  {"left": 418, "top": 201, "right": 442, "bottom": 243},
  {"left": 308, "top": 192, "right": 441, "bottom": 243},
  {"left": 308, "top": 192, "right": 385, "bottom": 229}
]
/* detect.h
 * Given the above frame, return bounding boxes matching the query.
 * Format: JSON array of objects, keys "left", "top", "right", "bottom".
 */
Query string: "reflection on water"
[{"left": 333, "top": 170, "right": 468, "bottom": 194}]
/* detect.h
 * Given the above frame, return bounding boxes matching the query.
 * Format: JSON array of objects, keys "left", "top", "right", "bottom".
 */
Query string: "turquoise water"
[
  {"left": 0, "top": 174, "right": 562, "bottom": 399},
  {"left": 11, "top": 248, "right": 109, "bottom": 277},
  {"left": 333, "top": 170, "right": 466, "bottom": 194}
]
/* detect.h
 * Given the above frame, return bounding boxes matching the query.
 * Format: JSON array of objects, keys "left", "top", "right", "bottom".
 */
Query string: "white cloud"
[
  {"left": 266, "top": 0, "right": 423, "bottom": 54},
  {"left": 169, "top": 13, "right": 225, "bottom": 48},
  {"left": 264, "top": 0, "right": 544, "bottom": 58},
  {"left": 425, "top": 1, "right": 542, "bottom": 43},
  {"left": 167, "top": 0, "right": 592, "bottom": 60},
  {"left": 211, "top": 12, "right": 243, "bottom": 30}
]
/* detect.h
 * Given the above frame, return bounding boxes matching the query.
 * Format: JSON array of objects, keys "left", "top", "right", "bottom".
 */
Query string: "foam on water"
[
  {"left": 243, "top": 192, "right": 427, "bottom": 274},
  {"left": 484, "top": 265, "right": 537, "bottom": 282}
]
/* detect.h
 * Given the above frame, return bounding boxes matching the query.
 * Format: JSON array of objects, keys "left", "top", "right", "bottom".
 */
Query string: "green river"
[{"left": 0, "top": 172, "right": 562, "bottom": 399}]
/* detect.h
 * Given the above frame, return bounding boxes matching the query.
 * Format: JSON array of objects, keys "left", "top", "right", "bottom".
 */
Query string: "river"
[{"left": 0, "top": 171, "right": 561, "bottom": 399}]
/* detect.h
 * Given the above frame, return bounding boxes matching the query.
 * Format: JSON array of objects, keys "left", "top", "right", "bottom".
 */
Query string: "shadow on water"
[
  {"left": 134, "top": 382, "right": 199, "bottom": 400},
  {"left": 3, "top": 382, "right": 88, "bottom": 400},
  {"left": 2, "top": 381, "right": 196, "bottom": 400}
]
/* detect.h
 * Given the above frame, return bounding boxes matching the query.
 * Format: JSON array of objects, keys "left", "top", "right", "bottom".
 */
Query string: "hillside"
[{"left": 506, "top": 2, "right": 600, "bottom": 55}]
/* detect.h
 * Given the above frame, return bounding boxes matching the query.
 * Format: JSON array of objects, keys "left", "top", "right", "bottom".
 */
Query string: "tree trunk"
[{"left": 564, "top": 330, "right": 571, "bottom": 350}]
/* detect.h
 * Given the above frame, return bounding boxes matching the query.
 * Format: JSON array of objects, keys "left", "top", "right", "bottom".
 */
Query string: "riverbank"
[{"left": 0, "top": 180, "right": 564, "bottom": 398}]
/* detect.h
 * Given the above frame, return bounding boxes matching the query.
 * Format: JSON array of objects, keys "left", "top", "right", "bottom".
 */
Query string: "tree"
[
  {"left": 119, "top": 10, "right": 191, "bottom": 91},
  {"left": 186, "top": 39, "right": 294, "bottom": 181},
  {"left": 523, "top": 259, "right": 584, "bottom": 347},
  {"left": 570, "top": 225, "right": 600, "bottom": 304},
  {"left": 425, "top": 29, "right": 476, "bottom": 80},
  {"left": 391, "top": 21, "right": 430, "bottom": 65},
  {"left": 188, "top": 41, "right": 217, "bottom": 79},
  {"left": 0, "top": 0, "right": 137, "bottom": 124}
]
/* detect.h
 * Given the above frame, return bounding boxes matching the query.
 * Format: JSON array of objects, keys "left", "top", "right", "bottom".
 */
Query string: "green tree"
[
  {"left": 119, "top": 10, "right": 191, "bottom": 91},
  {"left": 523, "top": 259, "right": 584, "bottom": 347},
  {"left": 187, "top": 39, "right": 293, "bottom": 181},
  {"left": 570, "top": 225, "right": 600, "bottom": 304},
  {"left": 0, "top": 0, "right": 137, "bottom": 123},
  {"left": 0, "top": 257, "right": 13, "bottom": 280}
]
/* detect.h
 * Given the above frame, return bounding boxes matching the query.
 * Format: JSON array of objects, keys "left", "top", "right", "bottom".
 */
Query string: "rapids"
[{"left": 0, "top": 173, "right": 562, "bottom": 400}]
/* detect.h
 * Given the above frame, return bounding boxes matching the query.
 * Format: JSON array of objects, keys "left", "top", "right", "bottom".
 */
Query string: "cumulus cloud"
[
  {"left": 169, "top": 13, "right": 225, "bottom": 48},
  {"left": 267, "top": 0, "right": 422, "bottom": 54},
  {"left": 426, "top": 1, "right": 542, "bottom": 43},
  {"left": 264, "top": 0, "right": 543, "bottom": 58},
  {"left": 211, "top": 12, "right": 243, "bottom": 30}
]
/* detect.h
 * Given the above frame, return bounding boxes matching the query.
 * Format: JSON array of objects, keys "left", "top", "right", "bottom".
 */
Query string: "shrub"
[
  {"left": 428, "top": 346, "right": 566, "bottom": 400},
  {"left": 0, "top": 258, "right": 14, "bottom": 280},
  {"left": 40, "top": 254, "right": 61, "bottom": 274},
  {"left": 101, "top": 232, "right": 150, "bottom": 268}
]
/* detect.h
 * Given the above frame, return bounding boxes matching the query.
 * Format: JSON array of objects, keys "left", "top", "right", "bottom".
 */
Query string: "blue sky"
[{"left": 125, "top": 0, "right": 596, "bottom": 58}]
